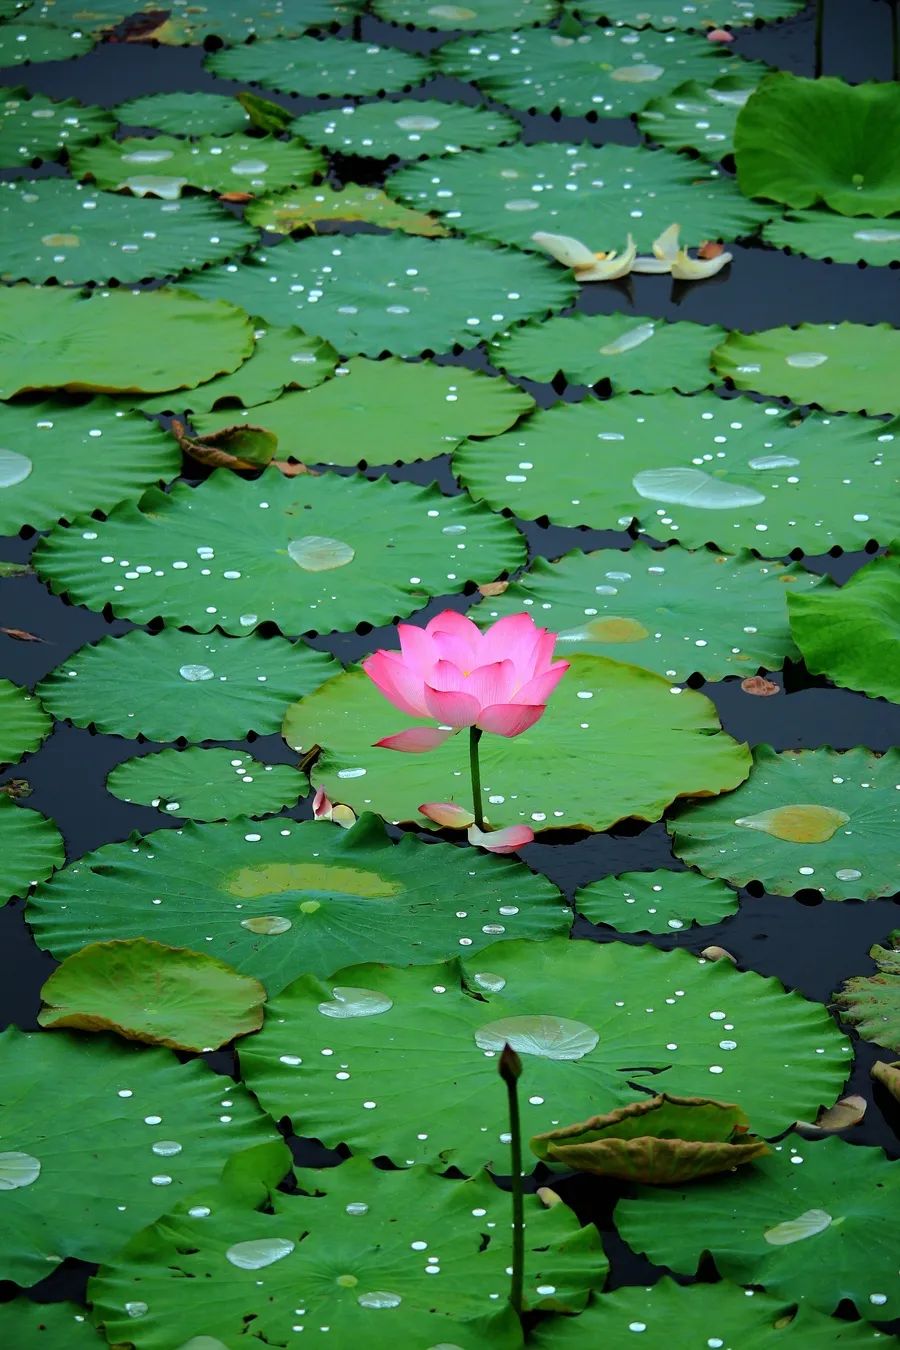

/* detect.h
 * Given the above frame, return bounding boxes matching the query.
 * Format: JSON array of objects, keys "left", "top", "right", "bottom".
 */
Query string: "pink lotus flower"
[
  {"left": 363, "top": 610, "right": 570, "bottom": 754},
  {"left": 706, "top": 27, "right": 734, "bottom": 42}
]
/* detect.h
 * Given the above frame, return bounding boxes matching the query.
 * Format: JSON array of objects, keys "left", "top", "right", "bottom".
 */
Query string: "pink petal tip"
[
  {"left": 374, "top": 726, "right": 454, "bottom": 754},
  {"left": 420, "top": 801, "right": 476, "bottom": 829},
  {"left": 467, "top": 824, "right": 535, "bottom": 854}
]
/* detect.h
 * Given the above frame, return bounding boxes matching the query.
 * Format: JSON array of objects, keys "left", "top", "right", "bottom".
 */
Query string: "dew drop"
[
  {"left": 178, "top": 664, "right": 214, "bottom": 682},
  {"left": 475, "top": 1014, "right": 598, "bottom": 1061},
  {"left": 288, "top": 535, "right": 355, "bottom": 571},
  {"left": 226, "top": 1238, "right": 295, "bottom": 1269},
  {"left": 0, "top": 448, "right": 33, "bottom": 488},
  {"left": 0, "top": 1151, "right": 40, "bottom": 1189},
  {"left": 785, "top": 351, "right": 828, "bottom": 368},
  {"left": 241, "top": 915, "right": 292, "bottom": 935},
  {"left": 357, "top": 1290, "right": 402, "bottom": 1309},
  {"left": 318, "top": 987, "right": 393, "bottom": 1019}
]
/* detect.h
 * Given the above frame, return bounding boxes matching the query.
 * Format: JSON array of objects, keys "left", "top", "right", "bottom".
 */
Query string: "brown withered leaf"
[
  {"left": 698, "top": 240, "right": 726, "bottom": 259},
  {"left": 741, "top": 676, "right": 780, "bottom": 696},
  {"left": 479, "top": 580, "right": 509, "bottom": 598},
  {"left": 794, "top": 1093, "right": 867, "bottom": 1139},
  {"left": 218, "top": 192, "right": 253, "bottom": 204},
  {"left": 0, "top": 627, "right": 45, "bottom": 643},
  {"left": 871, "top": 1059, "right": 900, "bottom": 1104},
  {"left": 701, "top": 945, "right": 737, "bottom": 964}
]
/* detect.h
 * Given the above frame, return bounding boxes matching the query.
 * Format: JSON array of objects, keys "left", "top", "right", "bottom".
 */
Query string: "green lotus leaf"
[
  {"left": 0, "top": 22, "right": 93, "bottom": 65},
  {"left": 0, "top": 1025, "right": 282, "bottom": 1285},
  {"left": 141, "top": 322, "right": 336, "bottom": 417},
  {"left": 27, "top": 814, "right": 569, "bottom": 996},
  {"left": 0, "top": 396, "right": 180, "bottom": 532},
  {"left": 0, "top": 86, "right": 114, "bottom": 166},
  {"left": 107, "top": 747, "right": 309, "bottom": 823},
  {"left": 713, "top": 321, "right": 900, "bottom": 417},
  {"left": 471, "top": 542, "right": 815, "bottom": 683},
  {"left": 531, "top": 1093, "right": 770, "bottom": 1183},
  {"left": 238, "top": 935, "right": 848, "bottom": 1171},
  {"left": 787, "top": 547, "right": 900, "bottom": 703},
  {"left": 71, "top": 133, "right": 324, "bottom": 201},
  {"left": 616, "top": 1135, "right": 899, "bottom": 1322},
  {"left": 181, "top": 233, "right": 576, "bottom": 358},
  {"left": 0, "top": 1300, "right": 102, "bottom": 1349},
  {"left": 32, "top": 0, "right": 365, "bottom": 41},
  {"left": 36, "top": 628, "right": 338, "bottom": 742},
  {"left": 763, "top": 210, "right": 900, "bottom": 265},
  {"left": 735, "top": 74, "right": 900, "bottom": 217},
  {"left": 669, "top": 745, "right": 900, "bottom": 901},
  {"left": 191, "top": 356, "right": 534, "bottom": 467},
  {"left": 0, "top": 179, "right": 257, "bottom": 284},
  {"left": 571, "top": 0, "right": 804, "bottom": 25},
  {"left": 90, "top": 1158, "right": 601, "bottom": 1349},
  {"left": 638, "top": 76, "right": 759, "bottom": 162},
  {"left": 0, "top": 678, "right": 51, "bottom": 765},
  {"left": 114, "top": 91, "right": 252, "bottom": 136},
  {"left": 38, "top": 938, "right": 267, "bottom": 1051},
  {"left": 453, "top": 393, "right": 899, "bottom": 555},
  {"left": 205, "top": 36, "right": 429, "bottom": 99},
  {"left": 488, "top": 311, "right": 723, "bottom": 393},
  {"left": 575, "top": 867, "right": 739, "bottom": 936},
  {"left": 284, "top": 655, "right": 750, "bottom": 832},
  {"left": 436, "top": 26, "right": 762, "bottom": 118},
  {"left": 0, "top": 285, "right": 254, "bottom": 397},
  {"left": 244, "top": 182, "right": 447, "bottom": 237},
  {"left": 375, "top": 0, "right": 558, "bottom": 26},
  {"left": 0, "top": 797, "right": 64, "bottom": 903},
  {"left": 390, "top": 141, "right": 769, "bottom": 253},
  {"left": 33, "top": 469, "right": 526, "bottom": 635},
  {"left": 532, "top": 1278, "right": 887, "bottom": 1348},
  {"left": 833, "top": 933, "right": 900, "bottom": 1052},
  {"left": 291, "top": 98, "right": 520, "bottom": 160},
  {"left": 238, "top": 90, "right": 294, "bottom": 135}
]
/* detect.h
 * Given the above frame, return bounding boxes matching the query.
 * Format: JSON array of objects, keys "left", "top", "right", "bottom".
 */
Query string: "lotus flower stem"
[
  {"left": 499, "top": 1043, "right": 525, "bottom": 1320},
  {"left": 814, "top": 0, "right": 825, "bottom": 77},
  {"left": 469, "top": 726, "right": 485, "bottom": 830}
]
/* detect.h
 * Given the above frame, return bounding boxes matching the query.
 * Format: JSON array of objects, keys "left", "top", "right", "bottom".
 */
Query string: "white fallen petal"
[
  {"left": 531, "top": 230, "right": 598, "bottom": 269},
  {"left": 631, "top": 255, "right": 673, "bottom": 274},
  {"left": 670, "top": 249, "right": 733, "bottom": 280},
  {"left": 652, "top": 222, "right": 681, "bottom": 263},
  {"left": 575, "top": 233, "right": 637, "bottom": 281}
]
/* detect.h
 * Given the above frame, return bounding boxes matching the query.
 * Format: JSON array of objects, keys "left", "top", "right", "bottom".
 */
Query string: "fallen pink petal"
[
  {"left": 419, "top": 801, "right": 477, "bottom": 828},
  {"left": 467, "top": 824, "right": 536, "bottom": 854}
]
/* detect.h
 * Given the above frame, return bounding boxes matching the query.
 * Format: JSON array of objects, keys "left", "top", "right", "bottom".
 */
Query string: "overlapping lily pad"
[
  {"left": 244, "top": 182, "right": 447, "bottom": 237},
  {"left": 489, "top": 312, "right": 722, "bottom": 392},
  {"left": 0, "top": 86, "right": 113, "bottom": 166},
  {"left": 0, "top": 396, "right": 179, "bottom": 534},
  {"left": 239, "top": 935, "right": 847, "bottom": 1171},
  {"left": 391, "top": 141, "right": 769, "bottom": 253},
  {"left": 735, "top": 74, "right": 900, "bottom": 217},
  {"left": 0, "top": 22, "right": 93, "bottom": 66},
  {"left": 0, "top": 797, "right": 64, "bottom": 903},
  {"left": 669, "top": 745, "right": 900, "bottom": 901},
  {"left": 34, "top": 469, "right": 525, "bottom": 634},
  {"left": 291, "top": 98, "right": 520, "bottom": 160},
  {"left": 0, "top": 1025, "right": 281, "bottom": 1285},
  {"left": 637, "top": 76, "right": 758, "bottom": 162},
  {"left": 617, "top": 1136, "right": 899, "bottom": 1322},
  {"left": 0, "top": 1300, "right": 102, "bottom": 1350},
  {"left": 90, "top": 1158, "right": 601, "bottom": 1350},
  {"left": 0, "top": 679, "right": 51, "bottom": 764},
  {"left": 762, "top": 211, "right": 900, "bottom": 265},
  {"left": 0, "top": 180, "right": 257, "bottom": 284},
  {"left": 107, "top": 747, "right": 309, "bottom": 823},
  {"left": 115, "top": 91, "right": 252, "bottom": 137},
  {"left": 33, "top": 0, "right": 365, "bottom": 41},
  {"left": 833, "top": 934, "right": 900, "bottom": 1052},
  {"left": 192, "top": 356, "right": 534, "bottom": 466},
  {"left": 454, "top": 393, "right": 899, "bottom": 555},
  {"left": 27, "top": 814, "right": 569, "bottom": 996},
  {"left": 205, "top": 36, "right": 429, "bottom": 98},
  {"left": 283, "top": 655, "right": 751, "bottom": 832},
  {"left": 713, "top": 322, "right": 900, "bottom": 417},
  {"left": 182, "top": 233, "right": 576, "bottom": 357},
  {"left": 472, "top": 544, "right": 816, "bottom": 682},
  {"left": 575, "top": 868, "right": 739, "bottom": 935},
  {"left": 36, "top": 629, "right": 338, "bottom": 742},
  {"left": 787, "top": 547, "right": 900, "bottom": 704},
  {"left": 573, "top": 0, "right": 804, "bottom": 24},
  {"left": 0, "top": 285, "right": 254, "bottom": 397},
  {"left": 71, "top": 134, "right": 324, "bottom": 200}
]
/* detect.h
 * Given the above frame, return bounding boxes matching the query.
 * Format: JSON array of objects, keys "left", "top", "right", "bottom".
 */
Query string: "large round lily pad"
[
  {"left": 763, "top": 211, "right": 900, "bottom": 266},
  {"left": 488, "top": 311, "right": 723, "bottom": 393},
  {"left": 283, "top": 655, "right": 751, "bottom": 833},
  {"left": 669, "top": 745, "right": 900, "bottom": 901},
  {"left": 0, "top": 797, "right": 64, "bottom": 903},
  {"left": 787, "top": 547, "right": 900, "bottom": 704},
  {"left": 436, "top": 26, "right": 761, "bottom": 118},
  {"left": 90, "top": 1158, "right": 602, "bottom": 1350},
  {"left": 0, "top": 1300, "right": 102, "bottom": 1350},
  {"left": 0, "top": 86, "right": 113, "bottom": 166},
  {"left": 107, "top": 747, "right": 309, "bottom": 823},
  {"left": 735, "top": 74, "right": 900, "bottom": 217},
  {"left": 638, "top": 76, "right": 758, "bottom": 163},
  {"left": 453, "top": 393, "right": 899, "bottom": 556},
  {"left": 374, "top": 0, "right": 558, "bottom": 26},
  {"left": 0, "top": 179, "right": 257, "bottom": 284},
  {"left": 36, "top": 628, "right": 339, "bottom": 743},
  {"left": 0, "top": 1025, "right": 281, "bottom": 1286},
  {"left": 71, "top": 134, "right": 324, "bottom": 200},
  {"left": 114, "top": 91, "right": 252, "bottom": 137},
  {"left": 712, "top": 322, "right": 900, "bottom": 417},
  {"left": 575, "top": 868, "right": 739, "bottom": 936},
  {"left": 191, "top": 357, "right": 534, "bottom": 466},
  {"left": 0, "top": 285, "right": 254, "bottom": 397},
  {"left": 206, "top": 36, "right": 429, "bottom": 98},
  {"left": 0, "top": 396, "right": 179, "bottom": 533},
  {"left": 391, "top": 141, "right": 769, "bottom": 253},
  {"left": 471, "top": 542, "right": 817, "bottom": 683},
  {"left": 617, "top": 1136, "right": 899, "bottom": 1323},
  {"left": 33, "top": 469, "right": 526, "bottom": 635},
  {"left": 833, "top": 933, "right": 900, "bottom": 1052},
  {"left": 291, "top": 98, "right": 520, "bottom": 160},
  {"left": 573, "top": 0, "right": 804, "bottom": 24},
  {"left": 239, "top": 935, "right": 848, "bottom": 1171},
  {"left": 0, "top": 678, "right": 51, "bottom": 765},
  {"left": 27, "top": 814, "right": 569, "bottom": 996},
  {"left": 182, "top": 233, "right": 576, "bottom": 358}
]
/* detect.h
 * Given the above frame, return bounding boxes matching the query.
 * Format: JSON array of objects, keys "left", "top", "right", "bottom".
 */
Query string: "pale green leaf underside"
[
  {"left": 291, "top": 98, "right": 520, "bottom": 160},
  {"left": 575, "top": 867, "right": 739, "bottom": 935},
  {"left": 0, "top": 678, "right": 52, "bottom": 765},
  {"left": 107, "top": 747, "right": 309, "bottom": 823}
]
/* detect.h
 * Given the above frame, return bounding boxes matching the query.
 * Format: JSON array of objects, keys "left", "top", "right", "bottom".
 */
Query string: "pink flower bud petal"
[
  {"left": 420, "top": 801, "right": 477, "bottom": 828},
  {"left": 312, "top": 788, "right": 332, "bottom": 819},
  {"left": 477, "top": 702, "right": 546, "bottom": 738},
  {"left": 707, "top": 27, "right": 734, "bottom": 41},
  {"left": 374, "top": 726, "right": 455, "bottom": 753},
  {"left": 467, "top": 824, "right": 535, "bottom": 854},
  {"left": 423, "top": 683, "right": 481, "bottom": 727}
]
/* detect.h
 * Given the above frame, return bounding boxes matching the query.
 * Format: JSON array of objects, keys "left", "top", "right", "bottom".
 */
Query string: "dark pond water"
[{"left": 1, "top": 0, "right": 898, "bottom": 1328}]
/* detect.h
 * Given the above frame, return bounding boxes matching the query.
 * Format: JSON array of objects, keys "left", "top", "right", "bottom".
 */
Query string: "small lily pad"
[
  {"left": 0, "top": 22, "right": 93, "bottom": 66},
  {"left": 0, "top": 796, "right": 64, "bottom": 904},
  {"left": 114, "top": 91, "right": 252, "bottom": 137},
  {"left": 107, "top": 747, "right": 309, "bottom": 823},
  {"left": 0, "top": 678, "right": 51, "bottom": 765},
  {"left": 833, "top": 933, "right": 900, "bottom": 1052},
  {"left": 291, "top": 98, "right": 519, "bottom": 160},
  {"left": 71, "top": 134, "right": 324, "bottom": 200},
  {"left": 205, "top": 36, "right": 429, "bottom": 99},
  {"left": 638, "top": 76, "right": 759, "bottom": 162},
  {"left": 0, "top": 86, "right": 114, "bottom": 165},
  {"left": 244, "top": 183, "right": 447, "bottom": 237},
  {"left": 763, "top": 210, "right": 900, "bottom": 266},
  {"left": 575, "top": 868, "right": 739, "bottom": 936}
]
